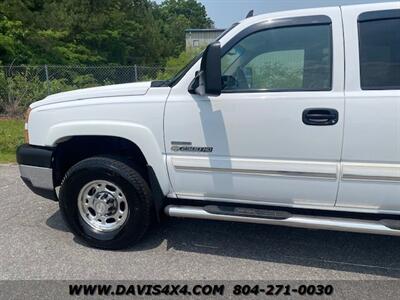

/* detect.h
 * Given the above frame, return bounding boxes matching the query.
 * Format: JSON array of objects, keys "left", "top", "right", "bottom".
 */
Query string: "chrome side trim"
[
  {"left": 342, "top": 174, "right": 400, "bottom": 182},
  {"left": 19, "top": 165, "right": 53, "bottom": 190},
  {"left": 171, "top": 156, "right": 338, "bottom": 180},
  {"left": 171, "top": 157, "right": 400, "bottom": 183},
  {"left": 174, "top": 166, "right": 337, "bottom": 179},
  {"left": 165, "top": 205, "right": 400, "bottom": 237},
  {"left": 341, "top": 162, "right": 400, "bottom": 182}
]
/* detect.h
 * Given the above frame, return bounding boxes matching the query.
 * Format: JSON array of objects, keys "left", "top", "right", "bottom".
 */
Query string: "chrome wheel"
[{"left": 77, "top": 180, "right": 129, "bottom": 232}]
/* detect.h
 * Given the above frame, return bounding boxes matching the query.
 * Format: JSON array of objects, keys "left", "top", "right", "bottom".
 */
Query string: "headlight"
[{"left": 24, "top": 107, "right": 32, "bottom": 143}]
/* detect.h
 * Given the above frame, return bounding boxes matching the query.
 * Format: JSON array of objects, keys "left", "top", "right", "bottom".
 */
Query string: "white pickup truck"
[{"left": 17, "top": 2, "right": 400, "bottom": 249}]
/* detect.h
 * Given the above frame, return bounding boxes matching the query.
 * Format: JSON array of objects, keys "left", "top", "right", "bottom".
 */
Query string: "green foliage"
[
  {"left": 0, "top": 65, "right": 130, "bottom": 115},
  {"left": 0, "top": 0, "right": 215, "bottom": 116},
  {"left": 0, "top": 0, "right": 214, "bottom": 66},
  {"left": 243, "top": 50, "right": 304, "bottom": 90},
  {"left": 71, "top": 74, "right": 98, "bottom": 88},
  {"left": 248, "top": 62, "right": 303, "bottom": 90},
  {"left": 0, "top": 119, "right": 24, "bottom": 163},
  {"left": 0, "top": 71, "right": 103, "bottom": 116},
  {"left": 157, "top": 48, "right": 201, "bottom": 80},
  {"left": 158, "top": 0, "right": 213, "bottom": 57},
  {"left": 47, "top": 78, "right": 75, "bottom": 95},
  {"left": 0, "top": 15, "right": 29, "bottom": 64},
  {"left": 0, "top": 71, "right": 48, "bottom": 116}
]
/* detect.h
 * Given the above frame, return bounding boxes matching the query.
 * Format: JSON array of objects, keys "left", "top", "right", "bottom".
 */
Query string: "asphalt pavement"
[{"left": 1, "top": 164, "right": 400, "bottom": 280}]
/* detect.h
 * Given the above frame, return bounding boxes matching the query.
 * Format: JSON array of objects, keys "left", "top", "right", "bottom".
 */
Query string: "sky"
[{"left": 155, "top": 0, "right": 399, "bottom": 28}]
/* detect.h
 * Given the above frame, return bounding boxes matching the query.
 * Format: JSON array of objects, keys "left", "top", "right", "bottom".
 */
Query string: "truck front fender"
[{"left": 47, "top": 120, "right": 170, "bottom": 195}]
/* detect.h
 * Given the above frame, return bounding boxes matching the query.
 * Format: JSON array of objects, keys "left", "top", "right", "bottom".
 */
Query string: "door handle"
[{"left": 302, "top": 108, "right": 339, "bottom": 126}]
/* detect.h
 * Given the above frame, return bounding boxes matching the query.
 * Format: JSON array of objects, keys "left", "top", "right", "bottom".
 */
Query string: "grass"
[{"left": 0, "top": 119, "right": 24, "bottom": 163}]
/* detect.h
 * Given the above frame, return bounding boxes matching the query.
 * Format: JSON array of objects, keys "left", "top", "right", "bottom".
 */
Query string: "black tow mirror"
[{"left": 189, "top": 42, "right": 221, "bottom": 96}]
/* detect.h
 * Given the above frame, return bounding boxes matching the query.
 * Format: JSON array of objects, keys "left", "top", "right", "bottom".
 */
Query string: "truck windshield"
[{"left": 165, "top": 22, "right": 239, "bottom": 87}]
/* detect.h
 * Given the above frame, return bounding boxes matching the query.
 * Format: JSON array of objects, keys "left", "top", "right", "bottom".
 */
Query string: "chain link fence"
[{"left": 0, "top": 65, "right": 178, "bottom": 117}]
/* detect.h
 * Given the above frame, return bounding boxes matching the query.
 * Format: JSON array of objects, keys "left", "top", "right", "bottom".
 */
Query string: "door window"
[
  {"left": 221, "top": 24, "right": 332, "bottom": 92},
  {"left": 358, "top": 13, "right": 400, "bottom": 90}
]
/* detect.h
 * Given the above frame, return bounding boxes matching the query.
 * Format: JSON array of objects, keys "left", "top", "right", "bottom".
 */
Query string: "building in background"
[{"left": 185, "top": 28, "right": 225, "bottom": 50}]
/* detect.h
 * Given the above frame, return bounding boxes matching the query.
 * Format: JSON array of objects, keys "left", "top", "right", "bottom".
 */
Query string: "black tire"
[{"left": 59, "top": 156, "right": 152, "bottom": 250}]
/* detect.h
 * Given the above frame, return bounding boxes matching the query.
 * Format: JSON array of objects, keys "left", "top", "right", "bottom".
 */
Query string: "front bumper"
[{"left": 16, "top": 144, "right": 57, "bottom": 200}]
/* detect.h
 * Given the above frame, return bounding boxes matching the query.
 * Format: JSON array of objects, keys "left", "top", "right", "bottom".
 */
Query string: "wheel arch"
[{"left": 48, "top": 120, "right": 170, "bottom": 197}]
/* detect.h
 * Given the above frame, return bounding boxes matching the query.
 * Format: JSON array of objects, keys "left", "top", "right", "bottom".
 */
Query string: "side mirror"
[{"left": 189, "top": 42, "right": 221, "bottom": 96}]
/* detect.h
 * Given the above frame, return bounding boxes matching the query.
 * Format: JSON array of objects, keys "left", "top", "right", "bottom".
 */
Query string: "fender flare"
[{"left": 46, "top": 120, "right": 170, "bottom": 195}]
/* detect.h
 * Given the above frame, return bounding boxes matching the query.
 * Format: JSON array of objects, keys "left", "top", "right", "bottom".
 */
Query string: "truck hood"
[{"left": 30, "top": 81, "right": 152, "bottom": 109}]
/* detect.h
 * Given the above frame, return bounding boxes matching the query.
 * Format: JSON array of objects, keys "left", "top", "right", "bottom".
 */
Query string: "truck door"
[
  {"left": 336, "top": 4, "right": 400, "bottom": 212},
  {"left": 165, "top": 8, "right": 345, "bottom": 208}
]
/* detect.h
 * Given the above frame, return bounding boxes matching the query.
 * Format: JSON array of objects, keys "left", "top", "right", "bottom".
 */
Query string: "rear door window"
[{"left": 358, "top": 10, "right": 400, "bottom": 90}]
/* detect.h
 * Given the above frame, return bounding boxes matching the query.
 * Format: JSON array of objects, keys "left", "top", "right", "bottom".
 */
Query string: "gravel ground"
[{"left": 1, "top": 164, "right": 400, "bottom": 280}]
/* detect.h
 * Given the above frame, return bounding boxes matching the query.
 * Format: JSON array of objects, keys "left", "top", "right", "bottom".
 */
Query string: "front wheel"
[{"left": 59, "top": 157, "right": 152, "bottom": 249}]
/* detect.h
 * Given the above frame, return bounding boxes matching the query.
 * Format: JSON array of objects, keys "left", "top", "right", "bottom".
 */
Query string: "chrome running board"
[{"left": 164, "top": 205, "right": 400, "bottom": 236}]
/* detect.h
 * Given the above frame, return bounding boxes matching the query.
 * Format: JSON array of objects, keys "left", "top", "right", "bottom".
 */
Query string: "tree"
[
  {"left": 0, "top": 0, "right": 214, "bottom": 65},
  {"left": 0, "top": 15, "right": 29, "bottom": 65},
  {"left": 158, "top": 0, "right": 214, "bottom": 57},
  {"left": 159, "top": 0, "right": 213, "bottom": 28}
]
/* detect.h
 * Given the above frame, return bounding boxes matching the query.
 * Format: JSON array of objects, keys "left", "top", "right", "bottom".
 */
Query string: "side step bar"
[{"left": 164, "top": 205, "right": 400, "bottom": 236}]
